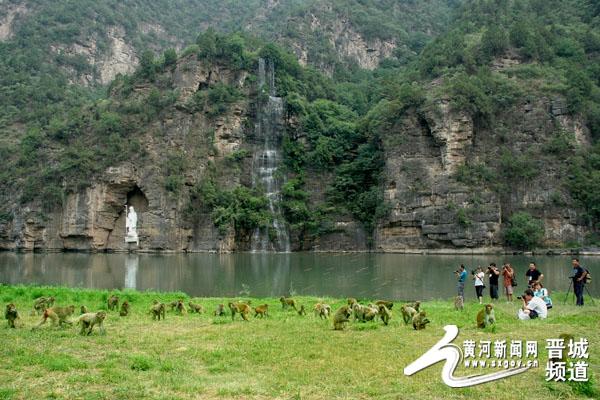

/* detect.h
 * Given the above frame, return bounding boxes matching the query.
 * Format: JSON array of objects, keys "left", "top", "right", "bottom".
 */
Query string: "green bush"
[{"left": 504, "top": 212, "right": 544, "bottom": 250}]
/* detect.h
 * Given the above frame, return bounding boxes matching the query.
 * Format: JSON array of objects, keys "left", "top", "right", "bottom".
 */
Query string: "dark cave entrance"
[{"left": 126, "top": 185, "right": 149, "bottom": 212}]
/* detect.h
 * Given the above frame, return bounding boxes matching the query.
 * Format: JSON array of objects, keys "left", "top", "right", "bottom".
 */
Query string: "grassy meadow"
[{"left": 0, "top": 284, "right": 599, "bottom": 400}]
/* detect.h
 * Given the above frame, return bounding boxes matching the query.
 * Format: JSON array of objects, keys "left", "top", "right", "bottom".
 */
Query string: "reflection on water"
[{"left": 0, "top": 252, "right": 598, "bottom": 300}]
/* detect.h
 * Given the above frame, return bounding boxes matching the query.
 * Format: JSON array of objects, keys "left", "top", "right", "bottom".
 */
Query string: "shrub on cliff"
[{"left": 504, "top": 212, "right": 544, "bottom": 250}]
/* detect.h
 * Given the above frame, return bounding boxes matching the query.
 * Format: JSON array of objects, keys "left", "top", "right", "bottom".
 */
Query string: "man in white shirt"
[{"left": 517, "top": 289, "right": 548, "bottom": 320}]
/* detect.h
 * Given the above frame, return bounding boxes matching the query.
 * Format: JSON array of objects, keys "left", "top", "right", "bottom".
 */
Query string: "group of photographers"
[{"left": 455, "top": 258, "right": 589, "bottom": 321}]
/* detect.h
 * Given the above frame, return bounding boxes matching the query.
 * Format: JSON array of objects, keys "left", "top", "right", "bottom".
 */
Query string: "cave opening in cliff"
[{"left": 126, "top": 185, "right": 149, "bottom": 212}]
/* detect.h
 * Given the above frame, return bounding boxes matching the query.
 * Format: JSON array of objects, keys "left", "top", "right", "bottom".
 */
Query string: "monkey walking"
[
  {"left": 76, "top": 311, "right": 106, "bottom": 335},
  {"left": 254, "top": 304, "right": 269, "bottom": 318},
  {"left": 213, "top": 304, "right": 226, "bottom": 316},
  {"left": 378, "top": 304, "right": 391, "bottom": 325},
  {"left": 33, "top": 305, "right": 76, "bottom": 329},
  {"left": 229, "top": 302, "right": 250, "bottom": 321},
  {"left": 188, "top": 302, "right": 204, "bottom": 314},
  {"left": 375, "top": 300, "right": 394, "bottom": 310},
  {"left": 297, "top": 305, "right": 307, "bottom": 316},
  {"left": 401, "top": 305, "right": 418, "bottom": 324},
  {"left": 280, "top": 297, "right": 298, "bottom": 311},
  {"left": 476, "top": 304, "right": 496, "bottom": 328},
  {"left": 314, "top": 303, "right": 331, "bottom": 319}
]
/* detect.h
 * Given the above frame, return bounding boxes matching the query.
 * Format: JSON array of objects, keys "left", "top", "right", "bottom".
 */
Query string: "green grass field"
[{"left": 0, "top": 285, "right": 598, "bottom": 400}]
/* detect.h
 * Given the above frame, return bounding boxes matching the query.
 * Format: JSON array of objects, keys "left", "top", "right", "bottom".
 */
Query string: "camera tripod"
[{"left": 563, "top": 279, "right": 596, "bottom": 305}]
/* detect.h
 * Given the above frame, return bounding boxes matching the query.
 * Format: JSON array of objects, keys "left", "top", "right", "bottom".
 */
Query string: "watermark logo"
[
  {"left": 405, "top": 325, "right": 590, "bottom": 387},
  {"left": 404, "top": 325, "right": 530, "bottom": 387}
]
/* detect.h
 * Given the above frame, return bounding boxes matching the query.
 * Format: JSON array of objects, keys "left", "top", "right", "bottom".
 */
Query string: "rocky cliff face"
[{"left": 375, "top": 94, "right": 591, "bottom": 252}]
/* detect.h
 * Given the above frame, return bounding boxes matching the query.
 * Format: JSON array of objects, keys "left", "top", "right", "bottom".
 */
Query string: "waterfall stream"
[{"left": 251, "top": 58, "right": 290, "bottom": 252}]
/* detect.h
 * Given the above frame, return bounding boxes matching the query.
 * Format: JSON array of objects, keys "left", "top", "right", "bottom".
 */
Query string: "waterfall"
[{"left": 251, "top": 58, "right": 290, "bottom": 252}]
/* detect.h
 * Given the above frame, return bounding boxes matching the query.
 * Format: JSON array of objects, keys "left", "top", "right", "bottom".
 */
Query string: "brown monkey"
[
  {"left": 150, "top": 302, "right": 166, "bottom": 321},
  {"left": 76, "top": 311, "right": 106, "bottom": 335},
  {"left": 314, "top": 303, "right": 331, "bottom": 319},
  {"left": 362, "top": 304, "right": 379, "bottom": 322},
  {"left": 32, "top": 296, "right": 55, "bottom": 315},
  {"left": 188, "top": 302, "right": 204, "bottom": 313},
  {"left": 33, "top": 305, "right": 76, "bottom": 329},
  {"left": 254, "top": 304, "right": 269, "bottom": 318},
  {"left": 80, "top": 305, "right": 88, "bottom": 315},
  {"left": 175, "top": 299, "right": 187, "bottom": 315},
  {"left": 107, "top": 295, "right": 119, "bottom": 311},
  {"left": 297, "top": 305, "right": 307, "bottom": 316},
  {"left": 333, "top": 305, "right": 352, "bottom": 330},
  {"left": 280, "top": 297, "right": 298, "bottom": 311},
  {"left": 454, "top": 296, "right": 464, "bottom": 311},
  {"left": 5, "top": 303, "right": 20, "bottom": 328},
  {"left": 476, "top": 304, "right": 495, "bottom": 328},
  {"left": 352, "top": 303, "right": 366, "bottom": 322},
  {"left": 412, "top": 311, "right": 430, "bottom": 330},
  {"left": 401, "top": 304, "right": 418, "bottom": 324},
  {"left": 213, "top": 304, "right": 226, "bottom": 316},
  {"left": 347, "top": 298, "right": 358, "bottom": 307},
  {"left": 229, "top": 302, "right": 250, "bottom": 321},
  {"left": 168, "top": 300, "right": 179, "bottom": 311},
  {"left": 378, "top": 304, "right": 391, "bottom": 325},
  {"left": 375, "top": 300, "right": 394, "bottom": 310},
  {"left": 119, "top": 301, "right": 130, "bottom": 317}
]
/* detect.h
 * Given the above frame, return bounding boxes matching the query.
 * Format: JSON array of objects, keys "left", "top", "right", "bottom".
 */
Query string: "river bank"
[{"left": 0, "top": 285, "right": 598, "bottom": 399}]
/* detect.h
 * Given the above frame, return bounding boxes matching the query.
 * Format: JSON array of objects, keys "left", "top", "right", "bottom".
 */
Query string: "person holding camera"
[
  {"left": 473, "top": 266, "right": 485, "bottom": 304},
  {"left": 517, "top": 288, "right": 548, "bottom": 320},
  {"left": 455, "top": 264, "right": 467, "bottom": 299},
  {"left": 525, "top": 262, "right": 543, "bottom": 288},
  {"left": 571, "top": 258, "right": 588, "bottom": 306},
  {"left": 487, "top": 263, "right": 500, "bottom": 301},
  {"left": 502, "top": 263, "right": 515, "bottom": 302}
]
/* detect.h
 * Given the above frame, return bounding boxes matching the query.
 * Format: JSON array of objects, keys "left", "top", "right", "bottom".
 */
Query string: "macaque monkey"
[
  {"left": 412, "top": 311, "right": 430, "bottom": 330},
  {"left": 213, "top": 304, "right": 226, "bottom": 316},
  {"left": 150, "top": 302, "right": 166, "bottom": 321},
  {"left": 280, "top": 297, "right": 298, "bottom": 311},
  {"left": 32, "top": 296, "right": 55, "bottom": 315},
  {"left": 375, "top": 300, "right": 394, "bottom": 310},
  {"left": 188, "top": 302, "right": 204, "bottom": 314},
  {"left": 5, "top": 303, "right": 20, "bottom": 328},
  {"left": 107, "top": 295, "right": 119, "bottom": 311},
  {"left": 119, "top": 301, "right": 130, "bottom": 317},
  {"left": 314, "top": 303, "right": 331, "bottom": 319},
  {"left": 476, "top": 304, "right": 495, "bottom": 328},
  {"left": 175, "top": 299, "right": 187, "bottom": 315},
  {"left": 80, "top": 305, "right": 89, "bottom": 314},
  {"left": 401, "top": 305, "right": 418, "bottom": 324},
  {"left": 351, "top": 303, "right": 364, "bottom": 321},
  {"left": 77, "top": 311, "right": 106, "bottom": 335},
  {"left": 454, "top": 296, "right": 464, "bottom": 311},
  {"left": 229, "top": 302, "right": 250, "bottom": 321},
  {"left": 297, "top": 305, "right": 307, "bottom": 316},
  {"left": 347, "top": 298, "right": 358, "bottom": 307},
  {"left": 378, "top": 304, "right": 391, "bottom": 325},
  {"left": 168, "top": 300, "right": 179, "bottom": 311},
  {"left": 254, "top": 304, "right": 269, "bottom": 318},
  {"left": 362, "top": 304, "right": 379, "bottom": 322},
  {"left": 333, "top": 305, "right": 352, "bottom": 330},
  {"left": 33, "top": 305, "right": 76, "bottom": 329}
]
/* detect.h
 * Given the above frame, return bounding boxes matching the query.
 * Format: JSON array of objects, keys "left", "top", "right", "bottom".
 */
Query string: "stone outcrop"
[{"left": 0, "top": 3, "right": 27, "bottom": 41}]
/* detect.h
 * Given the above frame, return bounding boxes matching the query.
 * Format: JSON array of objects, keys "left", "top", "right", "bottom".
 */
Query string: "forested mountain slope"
[{"left": 0, "top": 0, "right": 598, "bottom": 252}]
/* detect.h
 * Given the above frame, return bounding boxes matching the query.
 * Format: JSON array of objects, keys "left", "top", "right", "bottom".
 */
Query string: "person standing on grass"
[
  {"left": 487, "top": 263, "right": 500, "bottom": 301},
  {"left": 571, "top": 258, "right": 587, "bottom": 306},
  {"left": 525, "top": 262, "right": 543, "bottom": 288},
  {"left": 456, "top": 264, "right": 467, "bottom": 299},
  {"left": 473, "top": 266, "right": 485, "bottom": 304},
  {"left": 502, "top": 263, "right": 515, "bottom": 302}
]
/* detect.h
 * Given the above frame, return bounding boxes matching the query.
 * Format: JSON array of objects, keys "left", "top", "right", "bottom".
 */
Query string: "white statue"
[{"left": 125, "top": 205, "right": 139, "bottom": 245}]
